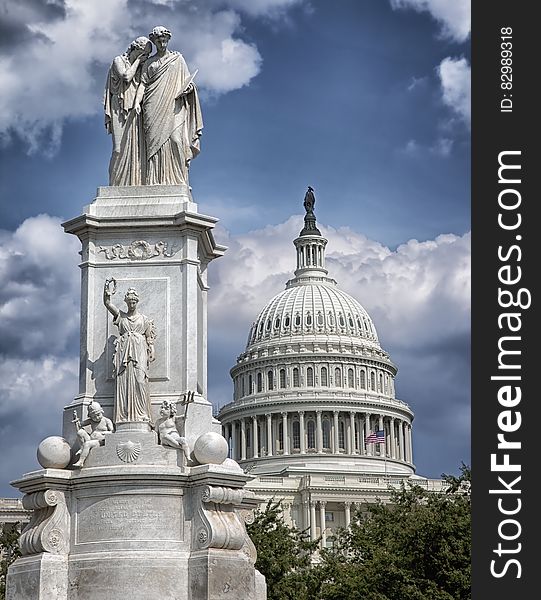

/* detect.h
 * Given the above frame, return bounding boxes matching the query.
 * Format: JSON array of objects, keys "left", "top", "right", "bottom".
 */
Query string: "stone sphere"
[
  {"left": 37, "top": 436, "right": 72, "bottom": 469},
  {"left": 193, "top": 432, "right": 228, "bottom": 465}
]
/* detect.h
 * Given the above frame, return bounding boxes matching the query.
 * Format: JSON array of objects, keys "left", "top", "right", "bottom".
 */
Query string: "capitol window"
[
  {"left": 321, "top": 367, "right": 328, "bottom": 386},
  {"left": 295, "top": 313, "right": 301, "bottom": 326},
  {"left": 348, "top": 368, "right": 354, "bottom": 388},
  {"left": 360, "top": 370, "right": 366, "bottom": 389},
  {"left": 268, "top": 370, "right": 274, "bottom": 390},
  {"left": 322, "top": 420, "right": 331, "bottom": 449},
  {"left": 293, "top": 368, "right": 300, "bottom": 387},
  {"left": 292, "top": 421, "right": 301, "bottom": 449},
  {"left": 370, "top": 371, "right": 376, "bottom": 390},
  {"left": 339, "top": 421, "right": 345, "bottom": 450},
  {"left": 257, "top": 372, "right": 262, "bottom": 393},
  {"left": 279, "top": 369, "right": 286, "bottom": 388},
  {"left": 307, "top": 421, "right": 316, "bottom": 449},
  {"left": 307, "top": 367, "right": 314, "bottom": 386},
  {"left": 317, "top": 311, "right": 324, "bottom": 326},
  {"left": 334, "top": 367, "right": 342, "bottom": 387}
]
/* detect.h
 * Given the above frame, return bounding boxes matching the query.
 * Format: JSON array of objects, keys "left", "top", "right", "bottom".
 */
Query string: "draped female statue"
[
  {"left": 104, "top": 280, "right": 156, "bottom": 423},
  {"left": 104, "top": 37, "right": 151, "bottom": 185}
]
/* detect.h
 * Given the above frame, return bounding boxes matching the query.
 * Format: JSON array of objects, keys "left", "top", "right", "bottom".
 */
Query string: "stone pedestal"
[
  {"left": 6, "top": 185, "right": 266, "bottom": 599},
  {"left": 61, "top": 186, "right": 226, "bottom": 445}
]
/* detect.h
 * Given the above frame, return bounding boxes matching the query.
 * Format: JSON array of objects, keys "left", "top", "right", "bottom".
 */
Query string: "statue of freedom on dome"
[{"left": 104, "top": 26, "right": 203, "bottom": 187}]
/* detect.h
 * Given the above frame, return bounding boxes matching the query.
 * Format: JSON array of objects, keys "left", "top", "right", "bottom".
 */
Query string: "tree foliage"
[
  {"left": 0, "top": 523, "right": 21, "bottom": 600},
  {"left": 249, "top": 467, "right": 471, "bottom": 600},
  {"left": 247, "top": 499, "right": 321, "bottom": 600}
]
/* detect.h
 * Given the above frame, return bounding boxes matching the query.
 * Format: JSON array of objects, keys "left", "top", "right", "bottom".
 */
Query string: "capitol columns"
[
  {"left": 266, "top": 413, "right": 273, "bottom": 456},
  {"left": 232, "top": 420, "right": 238, "bottom": 460},
  {"left": 319, "top": 501, "right": 327, "bottom": 547},
  {"left": 316, "top": 410, "right": 323, "bottom": 453},
  {"left": 333, "top": 410, "right": 340, "bottom": 454},
  {"left": 398, "top": 421, "right": 406, "bottom": 461},
  {"left": 349, "top": 411, "right": 356, "bottom": 454},
  {"left": 241, "top": 417, "right": 247, "bottom": 460},
  {"left": 252, "top": 415, "right": 258, "bottom": 458},
  {"left": 282, "top": 412, "right": 289, "bottom": 455},
  {"left": 310, "top": 501, "right": 317, "bottom": 540},
  {"left": 299, "top": 411, "right": 306, "bottom": 454},
  {"left": 344, "top": 501, "right": 352, "bottom": 527},
  {"left": 390, "top": 417, "right": 396, "bottom": 459},
  {"left": 365, "top": 412, "right": 372, "bottom": 456}
]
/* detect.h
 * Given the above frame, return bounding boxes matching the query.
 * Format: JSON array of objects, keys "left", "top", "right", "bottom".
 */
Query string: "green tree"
[
  {"left": 0, "top": 523, "right": 21, "bottom": 600},
  {"left": 247, "top": 499, "right": 322, "bottom": 600},
  {"left": 318, "top": 474, "right": 471, "bottom": 600}
]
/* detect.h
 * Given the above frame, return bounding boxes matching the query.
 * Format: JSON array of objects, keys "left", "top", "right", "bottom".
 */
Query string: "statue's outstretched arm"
[{"left": 103, "top": 278, "right": 120, "bottom": 318}]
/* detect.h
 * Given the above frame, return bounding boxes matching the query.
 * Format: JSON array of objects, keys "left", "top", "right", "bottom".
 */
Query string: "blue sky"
[{"left": 0, "top": 0, "right": 470, "bottom": 495}]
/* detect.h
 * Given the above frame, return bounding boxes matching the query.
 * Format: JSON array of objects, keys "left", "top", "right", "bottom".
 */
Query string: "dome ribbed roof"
[{"left": 246, "top": 281, "right": 380, "bottom": 349}]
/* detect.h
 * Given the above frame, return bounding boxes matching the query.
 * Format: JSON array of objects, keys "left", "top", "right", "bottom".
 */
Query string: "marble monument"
[{"left": 6, "top": 26, "right": 266, "bottom": 600}]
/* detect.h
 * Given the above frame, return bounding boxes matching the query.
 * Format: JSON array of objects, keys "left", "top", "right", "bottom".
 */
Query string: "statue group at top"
[{"left": 104, "top": 26, "right": 203, "bottom": 186}]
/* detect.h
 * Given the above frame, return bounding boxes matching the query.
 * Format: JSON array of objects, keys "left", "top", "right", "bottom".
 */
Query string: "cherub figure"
[
  {"left": 73, "top": 402, "right": 114, "bottom": 468},
  {"left": 155, "top": 400, "right": 190, "bottom": 463}
]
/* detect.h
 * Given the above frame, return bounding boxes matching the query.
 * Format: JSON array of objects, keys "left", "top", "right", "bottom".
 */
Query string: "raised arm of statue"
[
  {"left": 112, "top": 51, "right": 149, "bottom": 85},
  {"left": 103, "top": 278, "right": 120, "bottom": 318}
]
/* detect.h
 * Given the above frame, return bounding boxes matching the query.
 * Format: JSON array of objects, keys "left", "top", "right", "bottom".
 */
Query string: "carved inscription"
[{"left": 76, "top": 494, "right": 182, "bottom": 544}]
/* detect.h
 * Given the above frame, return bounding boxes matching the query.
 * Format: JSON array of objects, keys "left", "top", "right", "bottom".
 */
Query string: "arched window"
[
  {"left": 274, "top": 316, "right": 281, "bottom": 329},
  {"left": 348, "top": 315, "right": 354, "bottom": 328},
  {"left": 295, "top": 313, "right": 301, "bottom": 326},
  {"left": 335, "top": 367, "right": 342, "bottom": 387},
  {"left": 317, "top": 311, "right": 324, "bottom": 326},
  {"left": 360, "top": 370, "right": 366, "bottom": 389},
  {"left": 267, "top": 370, "right": 274, "bottom": 391},
  {"left": 241, "top": 377, "right": 245, "bottom": 396},
  {"left": 321, "top": 367, "right": 328, "bottom": 386},
  {"left": 379, "top": 373, "right": 383, "bottom": 392},
  {"left": 266, "top": 319, "right": 271, "bottom": 332},
  {"left": 322, "top": 420, "right": 331, "bottom": 449},
  {"left": 312, "top": 246, "right": 317, "bottom": 264},
  {"left": 257, "top": 372, "right": 262, "bottom": 393},
  {"left": 307, "top": 367, "right": 314, "bottom": 387},
  {"left": 328, "top": 312, "right": 335, "bottom": 326},
  {"left": 370, "top": 371, "right": 376, "bottom": 391},
  {"left": 339, "top": 421, "right": 345, "bottom": 450},
  {"left": 284, "top": 314, "right": 290, "bottom": 328},
  {"left": 280, "top": 369, "right": 286, "bottom": 388},
  {"left": 306, "top": 312, "right": 312, "bottom": 326},
  {"left": 293, "top": 368, "right": 300, "bottom": 387},
  {"left": 307, "top": 421, "right": 316, "bottom": 449},
  {"left": 348, "top": 368, "right": 354, "bottom": 388},
  {"left": 292, "top": 421, "right": 301, "bottom": 449},
  {"left": 339, "top": 313, "right": 345, "bottom": 327},
  {"left": 249, "top": 374, "right": 253, "bottom": 394}
]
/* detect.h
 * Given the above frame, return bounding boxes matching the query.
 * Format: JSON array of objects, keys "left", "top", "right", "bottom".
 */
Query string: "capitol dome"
[{"left": 218, "top": 188, "right": 421, "bottom": 546}]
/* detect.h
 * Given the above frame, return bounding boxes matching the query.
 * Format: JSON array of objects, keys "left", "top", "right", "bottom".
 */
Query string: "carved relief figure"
[
  {"left": 104, "top": 279, "right": 156, "bottom": 423},
  {"left": 104, "top": 37, "right": 152, "bottom": 185},
  {"left": 140, "top": 26, "right": 203, "bottom": 185},
  {"left": 155, "top": 400, "right": 191, "bottom": 462},
  {"left": 73, "top": 402, "right": 114, "bottom": 468}
]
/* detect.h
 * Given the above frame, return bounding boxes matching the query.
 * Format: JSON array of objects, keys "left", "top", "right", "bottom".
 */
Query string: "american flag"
[{"left": 365, "top": 430, "right": 386, "bottom": 445}]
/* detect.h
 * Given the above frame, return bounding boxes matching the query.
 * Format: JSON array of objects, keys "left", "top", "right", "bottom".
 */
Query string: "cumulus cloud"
[
  {"left": 0, "top": 0, "right": 304, "bottom": 154},
  {"left": 390, "top": 0, "right": 470, "bottom": 43},
  {"left": 0, "top": 214, "right": 81, "bottom": 493},
  {"left": 438, "top": 56, "right": 471, "bottom": 127}
]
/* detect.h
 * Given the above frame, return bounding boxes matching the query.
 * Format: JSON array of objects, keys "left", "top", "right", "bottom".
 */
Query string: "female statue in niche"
[
  {"left": 104, "top": 279, "right": 156, "bottom": 423},
  {"left": 104, "top": 36, "right": 152, "bottom": 186}
]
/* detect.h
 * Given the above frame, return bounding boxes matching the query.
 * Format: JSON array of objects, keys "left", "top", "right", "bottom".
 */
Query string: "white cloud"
[
  {"left": 0, "top": 0, "right": 305, "bottom": 154},
  {"left": 0, "top": 214, "right": 80, "bottom": 358},
  {"left": 390, "top": 0, "right": 470, "bottom": 42},
  {"left": 438, "top": 56, "right": 471, "bottom": 127}
]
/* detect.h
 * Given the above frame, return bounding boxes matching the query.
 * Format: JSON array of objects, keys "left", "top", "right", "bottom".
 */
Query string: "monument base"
[{"left": 7, "top": 456, "right": 265, "bottom": 600}]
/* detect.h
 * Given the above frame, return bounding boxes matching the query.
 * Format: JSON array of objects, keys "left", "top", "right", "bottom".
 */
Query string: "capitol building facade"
[{"left": 218, "top": 190, "right": 444, "bottom": 547}]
